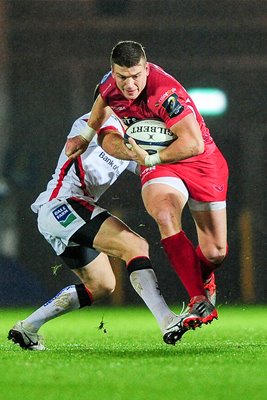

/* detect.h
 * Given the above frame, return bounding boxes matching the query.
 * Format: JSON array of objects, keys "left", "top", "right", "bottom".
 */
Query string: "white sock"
[
  {"left": 22, "top": 285, "right": 80, "bottom": 332},
  {"left": 129, "top": 269, "right": 176, "bottom": 333}
]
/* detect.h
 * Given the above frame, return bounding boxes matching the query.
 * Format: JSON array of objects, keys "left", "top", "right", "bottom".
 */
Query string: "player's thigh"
[
  {"left": 93, "top": 215, "right": 148, "bottom": 260},
  {"left": 72, "top": 252, "right": 116, "bottom": 298},
  {"left": 141, "top": 181, "right": 187, "bottom": 219},
  {"left": 191, "top": 208, "right": 227, "bottom": 253},
  {"left": 141, "top": 180, "right": 188, "bottom": 238}
]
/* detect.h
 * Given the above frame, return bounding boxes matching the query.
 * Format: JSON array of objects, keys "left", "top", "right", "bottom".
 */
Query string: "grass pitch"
[{"left": 0, "top": 305, "right": 266, "bottom": 400}]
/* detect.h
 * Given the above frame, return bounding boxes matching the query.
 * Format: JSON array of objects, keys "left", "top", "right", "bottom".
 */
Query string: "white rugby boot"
[{"left": 8, "top": 321, "right": 45, "bottom": 351}]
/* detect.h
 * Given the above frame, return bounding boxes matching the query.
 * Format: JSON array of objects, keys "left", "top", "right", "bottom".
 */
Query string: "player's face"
[{"left": 112, "top": 61, "right": 149, "bottom": 100}]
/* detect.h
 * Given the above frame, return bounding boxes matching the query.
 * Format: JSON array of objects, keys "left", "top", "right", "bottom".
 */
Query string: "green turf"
[{"left": 0, "top": 305, "right": 266, "bottom": 400}]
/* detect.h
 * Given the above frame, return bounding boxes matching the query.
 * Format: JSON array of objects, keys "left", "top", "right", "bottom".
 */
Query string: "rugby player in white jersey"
[{"left": 8, "top": 108, "right": 186, "bottom": 350}]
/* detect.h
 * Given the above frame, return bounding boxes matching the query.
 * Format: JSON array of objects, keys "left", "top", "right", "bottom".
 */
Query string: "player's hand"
[
  {"left": 65, "top": 135, "right": 89, "bottom": 160},
  {"left": 128, "top": 138, "right": 148, "bottom": 165}
]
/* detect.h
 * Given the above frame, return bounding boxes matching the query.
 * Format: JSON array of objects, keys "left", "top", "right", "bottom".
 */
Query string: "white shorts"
[{"left": 37, "top": 197, "right": 107, "bottom": 255}]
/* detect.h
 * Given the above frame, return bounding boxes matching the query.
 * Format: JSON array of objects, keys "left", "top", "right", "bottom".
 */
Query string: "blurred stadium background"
[{"left": 0, "top": 0, "right": 266, "bottom": 306}]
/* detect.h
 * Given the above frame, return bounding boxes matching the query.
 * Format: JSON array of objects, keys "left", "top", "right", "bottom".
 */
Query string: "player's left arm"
[
  {"left": 65, "top": 95, "right": 112, "bottom": 160},
  {"left": 158, "top": 113, "right": 204, "bottom": 163},
  {"left": 128, "top": 113, "right": 204, "bottom": 166}
]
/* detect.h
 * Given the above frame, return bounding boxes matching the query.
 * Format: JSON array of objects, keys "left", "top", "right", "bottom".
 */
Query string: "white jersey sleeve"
[{"left": 31, "top": 113, "right": 135, "bottom": 213}]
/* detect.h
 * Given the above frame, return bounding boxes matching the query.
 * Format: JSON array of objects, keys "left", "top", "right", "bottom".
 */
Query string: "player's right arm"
[{"left": 65, "top": 95, "right": 111, "bottom": 160}]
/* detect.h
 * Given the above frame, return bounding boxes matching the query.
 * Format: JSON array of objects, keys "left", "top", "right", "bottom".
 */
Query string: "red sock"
[
  {"left": 196, "top": 246, "right": 216, "bottom": 281},
  {"left": 196, "top": 244, "right": 229, "bottom": 281},
  {"left": 161, "top": 231, "right": 205, "bottom": 298}
]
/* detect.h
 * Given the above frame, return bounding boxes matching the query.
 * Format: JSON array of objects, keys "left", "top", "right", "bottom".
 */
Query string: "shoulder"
[
  {"left": 100, "top": 70, "right": 112, "bottom": 86},
  {"left": 66, "top": 112, "right": 90, "bottom": 139},
  {"left": 146, "top": 63, "right": 183, "bottom": 101},
  {"left": 148, "top": 63, "right": 178, "bottom": 85},
  {"left": 146, "top": 65, "right": 192, "bottom": 124},
  {"left": 74, "top": 112, "right": 90, "bottom": 124},
  {"left": 99, "top": 71, "right": 117, "bottom": 99}
]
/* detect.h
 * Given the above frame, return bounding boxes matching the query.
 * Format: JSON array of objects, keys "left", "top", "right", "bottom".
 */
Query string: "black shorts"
[{"left": 60, "top": 246, "right": 100, "bottom": 269}]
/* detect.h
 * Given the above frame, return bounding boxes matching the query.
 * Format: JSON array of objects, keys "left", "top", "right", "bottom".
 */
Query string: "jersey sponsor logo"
[
  {"left": 99, "top": 152, "right": 122, "bottom": 177},
  {"left": 158, "top": 88, "right": 177, "bottom": 105},
  {"left": 111, "top": 106, "right": 127, "bottom": 111},
  {"left": 213, "top": 184, "right": 225, "bottom": 192},
  {"left": 140, "top": 166, "right": 157, "bottom": 179},
  {"left": 122, "top": 117, "right": 140, "bottom": 126},
  {"left": 52, "top": 205, "right": 77, "bottom": 227},
  {"left": 43, "top": 285, "right": 74, "bottom": 307},
  {"left": 100, "top": 71, "right": 112, "bottom": 84},
  {"left": 162, "top": 93, "right": 184, "bottom": 118}
]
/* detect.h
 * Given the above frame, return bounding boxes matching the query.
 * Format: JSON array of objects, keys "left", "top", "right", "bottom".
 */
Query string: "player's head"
[
  {"left": 110, "top": 41, "right": 147, "bottom": 67},
  {"left": 110, "top": 41, "right": 149, "bottom": 100}
]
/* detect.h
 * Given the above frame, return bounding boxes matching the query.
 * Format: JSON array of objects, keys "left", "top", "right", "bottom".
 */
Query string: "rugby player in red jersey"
[{"left": 66, "top": 41, "right": 229, "bottom": 336}]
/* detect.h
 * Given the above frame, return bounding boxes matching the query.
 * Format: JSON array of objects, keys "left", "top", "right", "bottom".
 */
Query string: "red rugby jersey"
[{"left": 99, "top": 63, "right": 215, "bottom": 159}]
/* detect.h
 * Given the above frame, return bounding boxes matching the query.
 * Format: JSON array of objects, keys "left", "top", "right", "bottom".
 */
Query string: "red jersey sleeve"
[{"left": 146, "top": 64, "right": 193, "bottom": 129}]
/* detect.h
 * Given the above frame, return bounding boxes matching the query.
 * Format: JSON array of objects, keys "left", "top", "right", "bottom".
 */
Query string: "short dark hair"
[{"left": 110, "top": 41, "right": 147, "bottom": 67}]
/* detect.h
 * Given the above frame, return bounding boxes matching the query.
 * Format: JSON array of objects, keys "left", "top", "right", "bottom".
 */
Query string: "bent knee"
[
  {"left": 205, "top": 247, "right": 228, "bottom": 265},
  {"left": 86, "top": 279, "right": 116, "bottom": 301},
  {"left": 212, "top": 254, "right": 227, "bottom": 265},
  {"left": 152, "top": 209, "right": 179, "bottom": 228},
  {"left": 128, "top": 234, "right": 149, "bottom": 254},
  {"left": 101, "top": 283, "right": 115, "bottom": 297},
  {"left": 101, "top": 276, "right": 116, "bottom": 297}
]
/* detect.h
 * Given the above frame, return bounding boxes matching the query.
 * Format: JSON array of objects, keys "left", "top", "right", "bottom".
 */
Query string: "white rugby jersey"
[{"left": 31, "top": 113, "right": 137, "bottom": 213}]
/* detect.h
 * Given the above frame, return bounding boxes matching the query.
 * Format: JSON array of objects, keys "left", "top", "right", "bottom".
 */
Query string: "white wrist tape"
[
  {"left": 144, "top": 153, "right": 162, "bottom": 167},
  {"left": 80, "top": 125, "right": 97, "bottom": 142}
]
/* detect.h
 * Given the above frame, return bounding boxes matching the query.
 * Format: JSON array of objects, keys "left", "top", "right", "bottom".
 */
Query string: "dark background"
[{"left": 0, "top": 0, "right": 266, "bottom": 306}]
